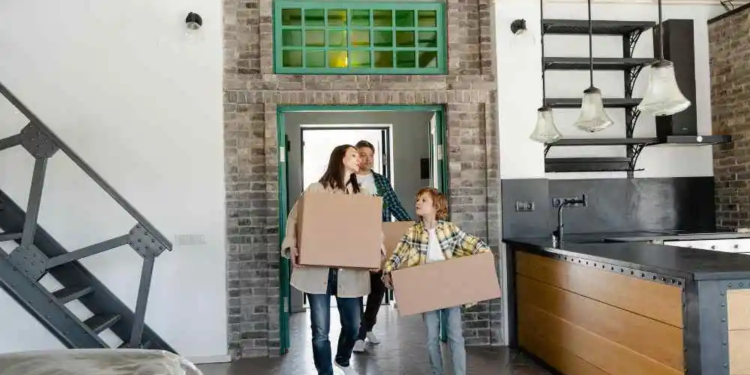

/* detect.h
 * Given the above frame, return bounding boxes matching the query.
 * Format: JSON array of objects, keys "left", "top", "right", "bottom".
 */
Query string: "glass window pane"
[
  {"left": 396, "top": 50, "right": 416, "bottom": 68},
  {"left": 396, "top": 31, "right": 415, "bottom": 47},
  {"left": 374, "top": 51, "right": 393, "bottom": 68},
  {"left": 281, "top": 9, "right": 302, "bottom": 26},
  {"left": 352, "top": 10, "right": 370, "bottom": 27},
  {"left": 282, "top": 30, "right": 302, "bottom": 46},
  {"left": 328, "top": 30, "right": 346, "bottom": 47},
  {"left": 395, "top": 10, "right": 414, "bottom": 27},
  {"left": 305, "top": 9, "right": 324, "bottom": 26},
  {"left": 306, "top": 50, "right": 325, "bottom": 68},
  {"left": 351, "top": 30, "right": 370, "bottom": 47},
  {"left": 373, "top": 30, "right": 393, "bottom": 47},
  {"left": 328, "top": 50, "right": 348, "bottom": 68},
  {"left": 418, "top": 10, "right": 437, "bottom": 27},
  {"left": 418, "top": 51, "right": 438, "bottom": 68},
  {"left": 328, "top": 9, "right": 347, "bottom": 26},
  {"left": 282, "top": 50, "right": 303, "bottom": 67},
  {"left": 418, "top": 31, "right": 438, "bottom": 48},
  {"left": 305, "top": 30, "right": 325, "bottom": 47},
  {"left": 373, "top": 10, "right": 392, "bottom": 27},
  {"left": 350, "top": 51, "right": 371, "bottom": 68}
]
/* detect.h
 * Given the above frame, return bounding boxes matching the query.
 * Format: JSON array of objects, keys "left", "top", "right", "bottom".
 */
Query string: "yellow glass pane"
[
  {"left": 305, "top": 30, "right": 325, "bottom": 47},
  {"left": 373, "top": 10, "right": 392, "bottom": 27},
  {"left": 282, "top": 50, "right": 303, "bottom": 67},
  {"left": 374, "top": 51, "right": 393, "bottom": 68},
  {"left": 396, "top": 31, "right": 415, "bottom": 47},
  {"left": 328, "top": 9, "right": 347, "bottom": 26},
  {"left": 328, "top": 50, "right": 348, "bottom": 68},
  {"left": 418, "top": 10, "right": 437, "bottom": 27},
  {"left": 350, "top": 51, "right": 371, "bottom": 68},
  {"left": 305, "top": 9, "right": 324, "bottom": 26},
  {"left": 352, "top": 10, "right": 370, "bottom": 27},
  {"left": 281, "top": 9, "right": 302, "bottom": 26},
  {"left": 395, "top": 10, "right": 414, "bottom": 27},
  {"left": 351, "top": 30, "right": 370, "bottom": 47},
  {"left": 328, "top": 30, "right": 346, "bottom": 47}
]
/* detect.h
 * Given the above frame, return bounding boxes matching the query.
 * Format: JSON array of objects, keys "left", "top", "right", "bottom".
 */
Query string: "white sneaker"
[
  {"left": 366, "top": 331, "right": 380, "bottom": 345},
  {"left": 352, "top": 339, "right": 366, "bottom": 353},
  {"left": 335, "top": 362, "right": 359, "bottom": 375}
]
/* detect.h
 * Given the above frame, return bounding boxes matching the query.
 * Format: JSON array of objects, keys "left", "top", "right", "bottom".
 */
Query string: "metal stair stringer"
[{"left": 0, "top": 189, "right": 175, "bottom": 353}]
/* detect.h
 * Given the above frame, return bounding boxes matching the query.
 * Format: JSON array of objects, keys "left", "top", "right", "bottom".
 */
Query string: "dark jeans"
[
  {"left": 307, "top": 269, "right": 361, "bottom": 375},
  {"left": 357, "top": 271, "right": 386, "bottom": 340}
]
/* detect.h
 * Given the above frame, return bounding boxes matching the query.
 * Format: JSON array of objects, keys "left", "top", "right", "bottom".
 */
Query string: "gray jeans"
[{"left": 423, "top": 307, "right": 466, "bottom": 375}]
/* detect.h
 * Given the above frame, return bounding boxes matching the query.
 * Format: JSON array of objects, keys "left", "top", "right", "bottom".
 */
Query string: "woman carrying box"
[
  {"left": 381, "top": 187, "right": 491, "bottom": 375},
  {"left": 281, "top": 144, "right": 381, "bottom": 375}
]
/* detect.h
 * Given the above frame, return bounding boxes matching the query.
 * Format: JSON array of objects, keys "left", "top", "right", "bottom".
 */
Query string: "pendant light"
[
  {"left": 529, "top": 0, "right": 562, "bottom": 144},
  {"left": 573, "top": 0, "right": 614, "bottom": 133},
  {"left": 638, "top": 0, "right": 691, "bottom": 116}
]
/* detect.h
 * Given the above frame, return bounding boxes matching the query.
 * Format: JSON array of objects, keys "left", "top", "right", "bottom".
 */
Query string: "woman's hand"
[
  {"left": 290, "top": 247, "right": 303, "bottom": 268},
  {"left": 382, "top": 273, "right": 393, "bottom": 289}
]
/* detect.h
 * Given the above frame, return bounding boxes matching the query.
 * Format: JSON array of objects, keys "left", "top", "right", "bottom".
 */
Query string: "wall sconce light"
[
  {"left": 510, "top": 19, "right": 527, "bottom": 35},
  {"left": 186, "top": 12, "right": 203, "bottom": 31},
  {"left": 510, "top": 18, "right": 535, "bottom": 46}
]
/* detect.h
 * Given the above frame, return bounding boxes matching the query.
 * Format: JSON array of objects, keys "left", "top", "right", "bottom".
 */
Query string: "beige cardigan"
[{"left": 281, "top": 182, "right": 380, "bottom": 298}]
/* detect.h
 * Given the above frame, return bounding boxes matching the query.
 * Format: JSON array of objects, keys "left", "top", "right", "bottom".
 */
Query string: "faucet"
[{"left": 552, "top": 194, "right": 587, "bottom": 248}]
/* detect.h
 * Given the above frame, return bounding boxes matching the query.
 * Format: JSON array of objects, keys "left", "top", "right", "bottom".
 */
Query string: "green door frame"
[{"left": 276, "top": 104, "right": 448, "bottom": 355}]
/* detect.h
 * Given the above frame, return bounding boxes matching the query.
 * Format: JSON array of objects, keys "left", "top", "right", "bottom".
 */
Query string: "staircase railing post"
[{"left": 129, "top": 254, "right": 155, "bottom": 347}]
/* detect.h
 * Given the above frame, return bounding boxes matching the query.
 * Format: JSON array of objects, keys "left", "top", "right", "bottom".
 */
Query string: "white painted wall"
[
  {"left": 0, "top": 0, "right": 227, "bottom": 361},
  {"left": 496, "top": 0, "right": 725, "bottom": 179}
]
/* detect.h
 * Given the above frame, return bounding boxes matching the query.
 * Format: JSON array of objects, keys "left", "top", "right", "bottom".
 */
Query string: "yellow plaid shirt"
[{"left": 384, "top": 221, "right": 490, "bottom": 273}]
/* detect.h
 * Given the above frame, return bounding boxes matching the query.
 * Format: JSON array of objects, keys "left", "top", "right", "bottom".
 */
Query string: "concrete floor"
[{"left": 198, "top": 306, "right": 550, "bottom": 375}]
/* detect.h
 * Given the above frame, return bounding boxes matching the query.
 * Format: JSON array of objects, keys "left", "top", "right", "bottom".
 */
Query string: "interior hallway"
[{"left": 198, "top": 307, "right": 550, "bottom": 375}]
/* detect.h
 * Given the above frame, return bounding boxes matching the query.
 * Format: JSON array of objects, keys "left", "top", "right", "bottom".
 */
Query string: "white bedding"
[{"left": 0, "top": 349, "right": 203, "bottom": 375}]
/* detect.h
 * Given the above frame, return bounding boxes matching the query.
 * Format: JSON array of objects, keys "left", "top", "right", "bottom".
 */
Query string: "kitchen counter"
[{"left": 504, "top": 234, "right": 750, "bottom": 375}]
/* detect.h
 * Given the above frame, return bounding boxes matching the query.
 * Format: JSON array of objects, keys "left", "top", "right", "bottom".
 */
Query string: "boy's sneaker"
[
  {"left": 335, "top": 362, "right": 359, "bottom": 375},
  {"left": 366, "top": 331, "right": 380, "bottom": 344},
  {"left": 352, "top": 339, "right": 366, "bottom": 353}
]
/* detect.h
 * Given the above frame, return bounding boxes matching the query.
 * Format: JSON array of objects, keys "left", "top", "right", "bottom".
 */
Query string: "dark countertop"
[{"left": 504, "top": 235, "right": 750, "bottom": 281}]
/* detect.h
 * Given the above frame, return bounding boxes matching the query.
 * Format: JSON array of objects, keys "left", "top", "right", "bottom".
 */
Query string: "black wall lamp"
[
  {"left": 510, "top": 19, "right": 527, "bottom": 35},
  {"left": 186, "top": 12, "right": 203, "bottom": 30}
]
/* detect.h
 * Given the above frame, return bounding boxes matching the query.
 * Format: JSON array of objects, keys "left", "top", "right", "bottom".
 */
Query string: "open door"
[{"left": 428, "top": 111, "right": 447, "bottom": 191}]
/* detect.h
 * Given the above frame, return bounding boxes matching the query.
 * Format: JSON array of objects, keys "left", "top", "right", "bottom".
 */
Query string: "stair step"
[
  {"left": 85, "top": 314, "right": 121, "bottom": 334},
  {"left": 118, "top": 340, "right": 151, "bottom": 349},
  {"left": 545, "top": 98, "right": 641, "bottom": 109},
  {"left": 53, "top": 286, "right": 94, "bottom": 304},
  {"left": 544, "top": 57, "right": 656, "bottom": 71},
  {"left": 543, "top": 19, "right": 655, "bottom": 36}
]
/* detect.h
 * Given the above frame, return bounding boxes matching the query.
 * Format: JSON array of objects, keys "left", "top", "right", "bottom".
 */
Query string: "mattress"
[{"left": 0, "top": 349, "right": 203, "bottom": 375}]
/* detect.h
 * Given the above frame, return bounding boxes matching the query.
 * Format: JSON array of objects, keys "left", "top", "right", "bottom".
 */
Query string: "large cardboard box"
[
  {"left": 382, "top": 221, "right": 415, "bottom": 262},
  {"left": 296, "top": 192, "right": 382, "bottom": 269},
  {"left": 391, "top": 252, "right": 501, "bottom": 317}
]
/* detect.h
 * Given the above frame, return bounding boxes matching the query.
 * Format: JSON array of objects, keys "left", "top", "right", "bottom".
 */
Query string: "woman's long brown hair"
[{"left": 318, "top": 144, "right": 361, "bottom": 193}]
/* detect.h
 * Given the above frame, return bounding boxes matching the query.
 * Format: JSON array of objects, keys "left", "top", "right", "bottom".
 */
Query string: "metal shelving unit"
[{"left": 542, "top": 18, "right": 656, "bottom": 177}]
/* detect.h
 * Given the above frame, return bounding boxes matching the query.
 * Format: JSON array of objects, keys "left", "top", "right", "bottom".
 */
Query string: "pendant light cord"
[
  {"left": 658, "top": 0, "right": 664, "bottom": 60},
  {"left": 587, "top": 0, "right": 593, "bottom": 87},
  {"left": 540, "top": 0, "right": 546, "bottom": 106}
]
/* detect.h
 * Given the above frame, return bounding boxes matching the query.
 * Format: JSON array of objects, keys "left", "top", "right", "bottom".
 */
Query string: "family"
[{"left": 280, "top": 141, "right": 491, "bottom": 375}]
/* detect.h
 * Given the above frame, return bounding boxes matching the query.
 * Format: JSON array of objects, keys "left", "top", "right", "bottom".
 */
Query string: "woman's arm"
[{"left": 451, "top": 223, "right": 491, "bottom": 257}]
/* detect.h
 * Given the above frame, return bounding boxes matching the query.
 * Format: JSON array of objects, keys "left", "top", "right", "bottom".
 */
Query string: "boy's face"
[{"left": 415, "top": 193, "right": 436, "bottom": 219}]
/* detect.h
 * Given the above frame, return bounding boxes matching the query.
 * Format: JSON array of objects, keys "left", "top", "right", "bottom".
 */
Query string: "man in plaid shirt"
[{"left": 353, "top": 140, "right": 411, "bottom": 353}]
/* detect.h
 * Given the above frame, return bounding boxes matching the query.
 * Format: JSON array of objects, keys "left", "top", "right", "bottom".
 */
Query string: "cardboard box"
[
  {"left": 391, "top": 251, "right": 501, "bottom": 317},
  {"left": 382, "top": 221, "right": 415, "bottom": 261},
  {"left": 296, "top": 192, "right": 383, "bottom": 269}
]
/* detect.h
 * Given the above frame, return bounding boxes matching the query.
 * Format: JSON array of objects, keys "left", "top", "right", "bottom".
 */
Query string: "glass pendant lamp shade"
[
  {"left": 530, "top": 107, "right": 562, "bottom": 143},
  {"left": 573, "top": 87, "right": 614, "bottom": 132},
  {"left": 638, "top": 60, "right": 691, "bottom": 116}
]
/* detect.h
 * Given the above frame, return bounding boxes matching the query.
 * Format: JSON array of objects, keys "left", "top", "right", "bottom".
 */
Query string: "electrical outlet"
[
  {"left": 515, "top": 201, "right": 535, "bottom": 212},
  {"left": 552, "top": 197, "right": 587, "bottom": 208}
]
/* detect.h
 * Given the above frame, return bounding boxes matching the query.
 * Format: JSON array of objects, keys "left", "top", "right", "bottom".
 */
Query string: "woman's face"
[
  {"left": 415, "top": 193, "right": 435, "bottom": 218},
  {"left": 342, "top": 147, "right": 361, "bottom": 173}
]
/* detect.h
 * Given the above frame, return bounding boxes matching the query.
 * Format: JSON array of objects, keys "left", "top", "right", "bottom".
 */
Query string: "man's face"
[{"left": 358, "top": 147, "right": 374, "bottom": 172}]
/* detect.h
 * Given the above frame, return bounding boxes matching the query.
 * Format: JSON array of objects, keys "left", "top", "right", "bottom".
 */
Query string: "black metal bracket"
[
  {"left": 625, "top": 64, "right": 645, "bottom": 98},
  {"left": 625, "top": 107, "right": 642, "bottom": 138},
  {"left": 544, "top": 144, "right": 552, "bottom": 157},
  {"left": 627, "top": 29, "right": 646, "bottom": 57}
]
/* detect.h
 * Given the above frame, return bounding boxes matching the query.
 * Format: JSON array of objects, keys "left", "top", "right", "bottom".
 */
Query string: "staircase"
[{"left": 0, "top": 81, "right": 175, "bottom": 352}]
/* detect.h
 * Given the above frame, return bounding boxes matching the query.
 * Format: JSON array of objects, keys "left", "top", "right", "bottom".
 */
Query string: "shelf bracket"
[
  {"left": 626, "top": 143, "right": 649, "bottom": 178},
  {"left": 625, "top": 107, "right": 642, "bottom": 138},
  {"left": 625, "top": 64, "right": 645, "bottom": 98},
  {"left": 627, "top": 30, "right": 645, "bottom": 57},
  {"left": 544, "top": 144, "right": 552, "bottom": 157}
]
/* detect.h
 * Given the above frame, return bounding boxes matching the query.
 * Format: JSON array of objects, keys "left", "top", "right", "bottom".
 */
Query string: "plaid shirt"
[
  {"left": 372, "top": 172, "right": 412, "bottom": 222},
  {"left": 384, "top": 221, "right": 490, "bottom": 273}
]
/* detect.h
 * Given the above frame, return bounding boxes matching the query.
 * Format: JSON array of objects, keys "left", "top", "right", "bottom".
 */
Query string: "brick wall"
[
  {"left": 223, "top": 0, "right": 499, "bottom": 358},
  {"left": 710, "top": 5, "right": 750, "bottom": 230}
]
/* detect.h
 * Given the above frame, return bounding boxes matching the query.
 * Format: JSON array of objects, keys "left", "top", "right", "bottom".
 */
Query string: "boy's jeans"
[{"left": 423, "top": 307, "right": 466, "bottom": 375}]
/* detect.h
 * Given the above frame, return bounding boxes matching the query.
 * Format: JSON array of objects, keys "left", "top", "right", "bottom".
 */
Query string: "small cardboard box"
[
  {"left": 296, "top": 192, "right": 383, "bottom": 269},
  {"left": 391, "top": 251, "right": 501, "bottom": 317},
  {"left": 382, "top": 221, "right": 415, "bottom": 261}
]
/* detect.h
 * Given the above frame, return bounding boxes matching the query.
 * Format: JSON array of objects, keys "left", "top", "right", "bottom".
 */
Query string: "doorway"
[{"left": 276, "top": 105, "right": 447, "bottom": 355}]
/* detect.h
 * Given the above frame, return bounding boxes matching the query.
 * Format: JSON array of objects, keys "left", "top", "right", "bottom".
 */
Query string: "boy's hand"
[{"left": 382, "top": 273, "right": 393, "bottom": 289}]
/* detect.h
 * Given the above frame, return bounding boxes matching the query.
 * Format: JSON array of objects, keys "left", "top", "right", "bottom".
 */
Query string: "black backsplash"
[{"left": 501, "top": 177, "right": 716, "bottom": 238}]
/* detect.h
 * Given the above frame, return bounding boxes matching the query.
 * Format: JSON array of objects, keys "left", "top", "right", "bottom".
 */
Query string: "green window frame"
[{"left": 273, "top": 1, "right": 447, "bottom": 75}]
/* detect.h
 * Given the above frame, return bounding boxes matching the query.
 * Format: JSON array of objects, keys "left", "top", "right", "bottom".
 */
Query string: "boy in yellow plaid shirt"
[{"left": 382, "top": 187, "right": 490, "bottom": 375}]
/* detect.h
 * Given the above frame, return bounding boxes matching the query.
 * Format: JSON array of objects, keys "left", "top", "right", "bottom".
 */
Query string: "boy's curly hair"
[{"left": 416, "top": 187, "right": 448, "bottom": 220}]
